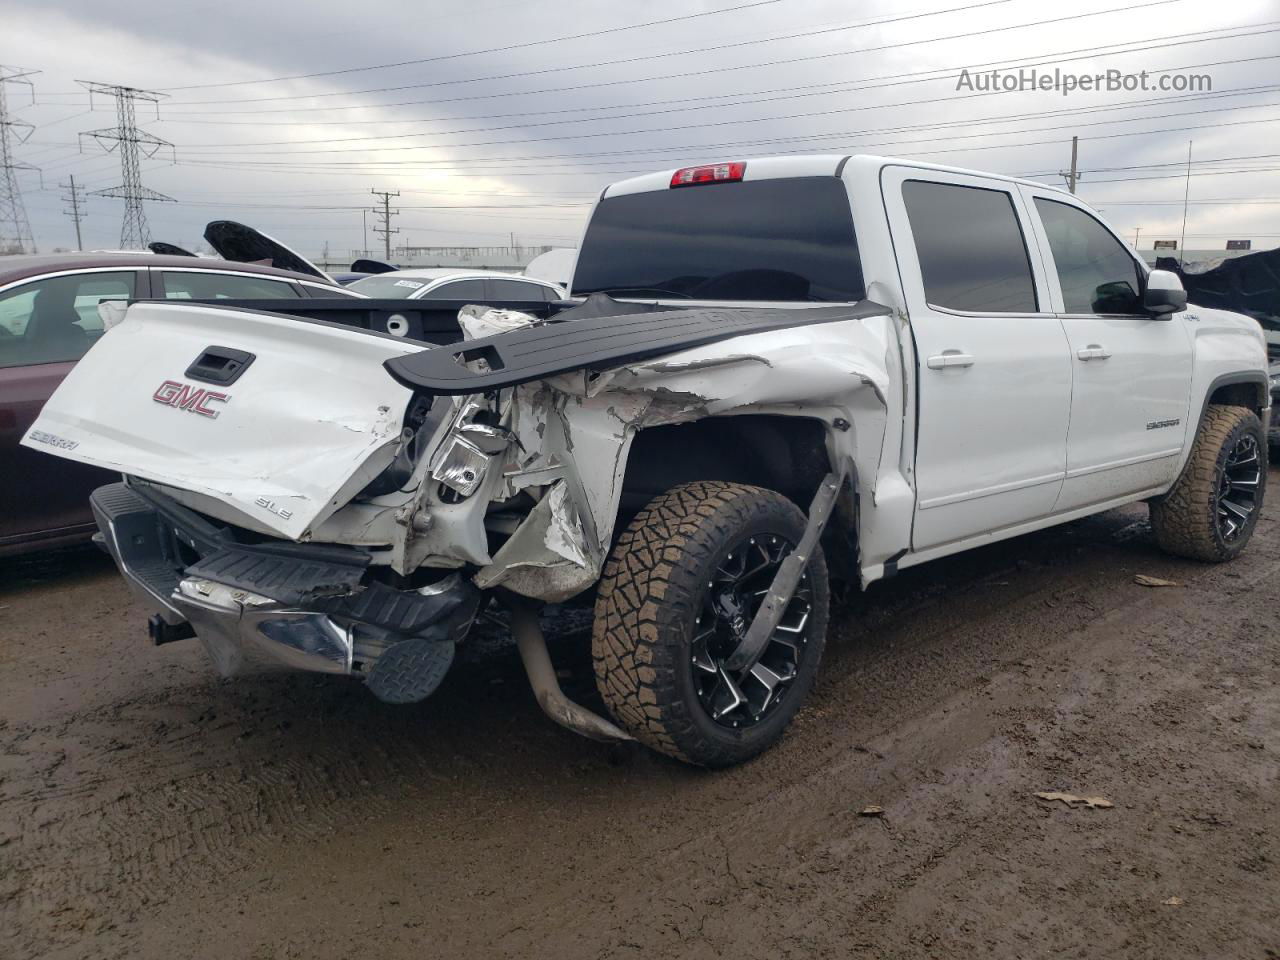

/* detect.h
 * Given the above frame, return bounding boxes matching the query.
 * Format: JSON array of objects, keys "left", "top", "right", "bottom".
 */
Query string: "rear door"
[
  {"left": 881, "top": 167, "right": 1072, "bottom": 550},
  {"left": 0, "top": 269, "right": 141, "bottom": 549},
  {"left": 1020, "top": 189, "right": 1194, "bottom": 510}
]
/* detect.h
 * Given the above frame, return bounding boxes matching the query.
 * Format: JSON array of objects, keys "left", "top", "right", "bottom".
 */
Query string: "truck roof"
[{"left": 601, "top": 153, "right": 1062, "bottom": 199}]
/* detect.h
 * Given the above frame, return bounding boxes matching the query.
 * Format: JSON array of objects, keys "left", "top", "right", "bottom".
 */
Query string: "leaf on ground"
[
  {"left": 1134, "top": 574, "right": 1180, "bottom": 588},
  {"left": 1162, "top": 896, "right": 1185, "bottom": 906},
  {"left": 859, "top": 805, "right": 885, "bottom": 817},
  {"left": 1034, "top": 791, "right": 1114, "bottom": 809}
]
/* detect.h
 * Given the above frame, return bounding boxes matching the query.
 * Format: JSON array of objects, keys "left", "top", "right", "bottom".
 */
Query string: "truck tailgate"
[{"left": 21, "top": 301, "right": 424, "bottom": 540}]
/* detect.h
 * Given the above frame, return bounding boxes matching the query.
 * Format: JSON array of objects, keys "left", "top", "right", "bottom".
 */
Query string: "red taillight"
[{"left": 669, "top": 161, "right": 746, "bottom": 188}]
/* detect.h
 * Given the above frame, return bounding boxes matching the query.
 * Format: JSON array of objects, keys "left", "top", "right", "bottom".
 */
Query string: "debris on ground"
[
  {"left": 859, "top": 805, "right": 885, "bottom": 817},
  {"left": 1034, "top": 792, "right": 1114, "bottom": 809},
  {"left": 1162, "top": 896, "right": 1185, "bottom": 906},
  {"left": 1134, "top": 574, "right": 1181, "bottom": 588}
]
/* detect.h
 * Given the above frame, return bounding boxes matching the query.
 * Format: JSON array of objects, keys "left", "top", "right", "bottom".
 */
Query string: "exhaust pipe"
[{"left": 504, "top": 600, "right": 634, "bottom": 743}]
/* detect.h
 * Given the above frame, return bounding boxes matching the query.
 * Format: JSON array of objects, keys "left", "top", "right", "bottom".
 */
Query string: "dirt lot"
[{"left": 2, "top": 469, "right": 1278, "bottom": 960}]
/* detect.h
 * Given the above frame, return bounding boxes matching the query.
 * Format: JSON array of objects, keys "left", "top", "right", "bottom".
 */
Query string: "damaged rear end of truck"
[{"left": 23, "top": 156, "right": 900, "bottom": 765}]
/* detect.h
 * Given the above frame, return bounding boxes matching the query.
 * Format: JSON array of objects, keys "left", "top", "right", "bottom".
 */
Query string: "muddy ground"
[{"left": 2, "top": 469, "right": 1278, "bottom": 960}]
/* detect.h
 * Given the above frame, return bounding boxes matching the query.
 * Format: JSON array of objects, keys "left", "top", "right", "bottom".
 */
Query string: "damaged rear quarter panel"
[{"left": 474, "top": 315, "right": 894, "bottom": 601}]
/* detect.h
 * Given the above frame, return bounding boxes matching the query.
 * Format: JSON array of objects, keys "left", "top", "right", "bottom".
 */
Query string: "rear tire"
[
  {"left": 1150, "top": 404, "right": 1267, "bottom": 562},
  {"left": 591, "top": 481, "right": 829, "bottom": 768}
]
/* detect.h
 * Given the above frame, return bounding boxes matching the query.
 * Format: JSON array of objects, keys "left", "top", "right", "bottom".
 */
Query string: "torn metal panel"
[
  {"left": 474, "top": 479, "right": 597, "bottom": 602},
  {"left": 470, "top": 313, "right": 895, "bottom": 602}
]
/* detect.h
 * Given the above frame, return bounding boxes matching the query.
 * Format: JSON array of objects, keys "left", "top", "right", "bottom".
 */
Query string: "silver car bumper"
[
  {"left": 170, "top": 577, "right": 355, "bottom": 677},
  {"left": 93, "top": 485, "right": 358, "bottom": 677}
]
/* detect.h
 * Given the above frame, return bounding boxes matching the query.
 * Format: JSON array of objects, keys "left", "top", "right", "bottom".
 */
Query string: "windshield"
[
  {"left": 572, "top": 176, "right": 864, "bottom": 302},
  {"left": 348, "top": 275, "right": 431, "bottom": 298}
]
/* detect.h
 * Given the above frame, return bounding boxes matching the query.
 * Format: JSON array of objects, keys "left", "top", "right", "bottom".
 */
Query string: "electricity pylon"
[
  {"left": 0, "top": 65, "right": 39, "bottom": 255},
  {"left": 78, "top": 81, "right": 175, "bottom": 249}
]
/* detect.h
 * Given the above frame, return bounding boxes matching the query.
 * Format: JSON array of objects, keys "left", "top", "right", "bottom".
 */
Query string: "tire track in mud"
[
  {"left": 477, "top": 544, "right": 1280, "bottom": 959},
  {"left": 2, "top": 482, "right": 1278, "bottom": 959}
]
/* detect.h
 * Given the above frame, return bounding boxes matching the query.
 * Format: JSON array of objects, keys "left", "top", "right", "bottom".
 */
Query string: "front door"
[
  {"left": 882, "top": 167, "right": 1072, "bottom": 551},
  {"left": 1021, "top": 190, "right": 1194, "bottom": 511}
]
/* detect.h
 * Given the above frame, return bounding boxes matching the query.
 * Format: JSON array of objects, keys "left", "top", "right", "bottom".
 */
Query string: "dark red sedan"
[{"left": 0, "top": 252, "right": 359, "bottom": 557}]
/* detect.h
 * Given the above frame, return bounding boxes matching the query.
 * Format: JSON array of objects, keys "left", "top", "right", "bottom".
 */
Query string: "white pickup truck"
[{"left": 25, "top": 154, "right": 1271, "bottom": 767}]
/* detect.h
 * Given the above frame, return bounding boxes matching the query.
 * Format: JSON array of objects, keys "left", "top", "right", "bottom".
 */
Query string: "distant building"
[{"left": 1138, "top": 243, "right": 1275, "bottom": 268}]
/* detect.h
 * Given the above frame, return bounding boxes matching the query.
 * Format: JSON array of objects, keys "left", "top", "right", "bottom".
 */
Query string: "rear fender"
[{"left": 463, "top": 316, "right": 893, "bottom": 602}]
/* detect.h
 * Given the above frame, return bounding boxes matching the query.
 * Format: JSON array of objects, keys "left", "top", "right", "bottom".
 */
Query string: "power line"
[
  {"left": 169, "top": 89, "right": 1280, "bottom": 164},
  {"left": 370, "top": 189, "right": 399, "bottom": 260},
  {"left": 60, "top": 173, "right": 86, "bottom": 250},
  {"left": 158, "top": 21, "right": 1275, "bottom": 119},
  {"left": 166, "top": 0, "right": 1182, "bottom": 107},
  {"left": 160, "top": 0, "right": 792, "bottom": 90},
  {"left": 77, "top": 81, "right": 177, "bottom": 249},
  {"left": 170, "top": 55, "right": 1280, "bottom": 152},
  {"left": 0, "top": 64, "right": 39, "bottom": 255}
]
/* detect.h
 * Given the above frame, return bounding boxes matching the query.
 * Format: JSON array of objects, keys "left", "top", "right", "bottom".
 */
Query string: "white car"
[
  {"left": 26, "top": 154, "right": 1272, "bottom": 768},
  {"left": 348, "top": 269, "right": 565, "bottom": 303}
]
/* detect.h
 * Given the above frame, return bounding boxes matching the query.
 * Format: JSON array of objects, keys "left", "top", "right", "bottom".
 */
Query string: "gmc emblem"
[{"left": 153, "top": 380, "right": 229, "bottom": 418}]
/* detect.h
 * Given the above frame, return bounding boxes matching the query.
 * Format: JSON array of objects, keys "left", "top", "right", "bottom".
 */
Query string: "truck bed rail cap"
[{"left": 383, "top": 297, "right": 892, "bottom": 395}]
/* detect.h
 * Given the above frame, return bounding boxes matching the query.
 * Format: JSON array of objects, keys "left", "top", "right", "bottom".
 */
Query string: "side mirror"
[{"left": 1143, "top": 269, "right": 1187, "bottom": 317}]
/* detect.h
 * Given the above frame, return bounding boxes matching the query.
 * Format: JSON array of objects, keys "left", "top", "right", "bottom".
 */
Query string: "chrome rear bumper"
[
  {"left": 170, "top": 577, "right": 354, "bottom": 677},
  {"left": 90, "top": 482, "right": 476, "bottom": 686}
]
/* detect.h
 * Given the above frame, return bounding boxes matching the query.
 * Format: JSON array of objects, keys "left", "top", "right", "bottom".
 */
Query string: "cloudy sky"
[{"left": 3, "top": 0, "right": 1279, "bottom": 260}]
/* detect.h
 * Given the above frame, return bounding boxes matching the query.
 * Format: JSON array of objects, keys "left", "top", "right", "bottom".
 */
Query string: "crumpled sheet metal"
[{"left": 472, "top": 313, "right": 896, "bottom": 602}]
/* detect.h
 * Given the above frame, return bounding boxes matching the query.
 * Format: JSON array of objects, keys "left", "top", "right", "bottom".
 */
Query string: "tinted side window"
[
  {"left": 902, "top": 180, "right": 1038, "bottom": 313},
  {"left": 160, "top": 272, "right": 300, "bottom": 300},
  {"left": 1034, "top": 198, "right": 1143, "bottom": 314},
  {"left": 0, "top": 271, "right": 135, "bottom": 369},
  {"left": 425, "top": 279, "right": 488, "bottom": 300},
  {"left": 487, "top": 279, "right": 546, "bottom": 300}
]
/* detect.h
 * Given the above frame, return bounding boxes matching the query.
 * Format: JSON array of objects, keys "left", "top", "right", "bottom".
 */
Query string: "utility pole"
[
  {"left": 61, "top": 174, "right": 86, "bottom": 250},
  {"left": 0, "top": 65, "right": 39, "bottom": 255},
  {"left": 1133, "top": 225, "right": 1141, "bottom": 251},
  {"left": 370, "top": 189, "right": 399, "bottom": 260},
  {"left": 1059, "top": 135, "right": 1080, "bottom": 194},
  {"left": 78, "top": 81, "right": 175, "bottom": 249},
  {"left": 362, "top": 208, "right": 368, "bottom": 256},
  {"left": 1178, "top": 140, "right": 1192, "bottom": 269}
]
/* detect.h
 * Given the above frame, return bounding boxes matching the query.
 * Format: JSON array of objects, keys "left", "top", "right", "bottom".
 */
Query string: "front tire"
[
  {"left": 591, "top": 481, "right": 829, "bottom": 768},
  {"left": 1150, "top": 404, "right": 1267, "bottom": 562}
]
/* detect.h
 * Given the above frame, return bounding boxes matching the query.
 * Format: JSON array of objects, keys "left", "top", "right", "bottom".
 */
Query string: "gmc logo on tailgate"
[{"left": 153, "top": 380, "right": 229, "bottom": 418}]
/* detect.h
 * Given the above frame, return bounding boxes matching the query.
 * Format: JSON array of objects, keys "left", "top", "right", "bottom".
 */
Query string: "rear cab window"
[{"left": 572, "top": 177, "right": 865, "bottom": 302}]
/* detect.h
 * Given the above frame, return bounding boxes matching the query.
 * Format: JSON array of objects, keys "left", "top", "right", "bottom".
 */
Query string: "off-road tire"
[
  {"left": 591, "top": 481, "right": 829, "bottom": 767},
  {"left": 1150, "top": 404, "right": 1267, "bottom": 562}
]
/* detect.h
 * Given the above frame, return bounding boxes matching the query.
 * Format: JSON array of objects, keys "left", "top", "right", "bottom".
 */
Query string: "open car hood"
[
  {"left": 148, "top": 241, "right": 197, "bottom": 256},
  {"left": 203, "top": 220, "right": 334, "bottom": 283}
]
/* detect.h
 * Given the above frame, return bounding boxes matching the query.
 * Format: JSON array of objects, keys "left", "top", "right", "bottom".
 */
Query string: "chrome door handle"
[
  {"left": 926, "top": 352, "right": 975, "bottom": 369},
  {"left": 1076, "top": 345, "right": 1112, "bottom": 361}
]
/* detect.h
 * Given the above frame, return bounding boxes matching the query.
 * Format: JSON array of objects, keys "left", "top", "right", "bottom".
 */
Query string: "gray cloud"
[{"left": 4, "top": 0, "right": 1279, "bottom": 259}]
